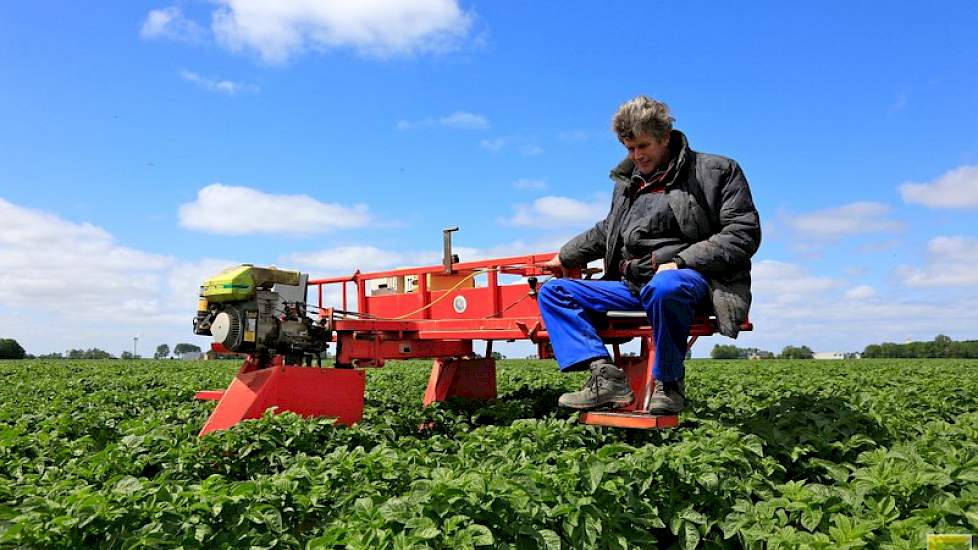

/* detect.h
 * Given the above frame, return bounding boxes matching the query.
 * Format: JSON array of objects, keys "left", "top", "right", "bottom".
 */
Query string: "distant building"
[
  {"left": 180, "top": 351, "right": 204, "bottom": 361},
  {"left": 814, "top": 352, "right": 845, "bottom": 360}
]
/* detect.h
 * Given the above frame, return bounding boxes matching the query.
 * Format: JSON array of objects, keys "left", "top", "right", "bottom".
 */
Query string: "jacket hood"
[{"left": 610, "top": 129, "right": 690, "bottom": 186}]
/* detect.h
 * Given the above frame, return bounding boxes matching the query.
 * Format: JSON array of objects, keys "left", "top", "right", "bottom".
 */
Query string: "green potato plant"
[{"left": 1, "top": 358, "right": 977, "bottom": 548}]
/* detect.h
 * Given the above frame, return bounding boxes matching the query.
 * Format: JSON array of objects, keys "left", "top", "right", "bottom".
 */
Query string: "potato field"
[{"left": 2, "top": 358, "right": 978, "bottom": 548}]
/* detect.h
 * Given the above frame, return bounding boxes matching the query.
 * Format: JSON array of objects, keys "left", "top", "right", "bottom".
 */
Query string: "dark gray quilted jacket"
[{"left": 558, "top": 131, "right": 761, "bottom": 337}]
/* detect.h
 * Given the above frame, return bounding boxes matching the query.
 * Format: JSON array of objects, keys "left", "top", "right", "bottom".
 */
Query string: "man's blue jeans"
[{"left": 537, "top": 269, "right": 709, "bottom": 383}]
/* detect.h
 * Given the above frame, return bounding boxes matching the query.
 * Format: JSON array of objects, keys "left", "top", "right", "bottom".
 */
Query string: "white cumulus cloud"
[
  {"left": 179, "top": 70, "right": 256, "bottom": 95},
  {"left": 210, "top": 0, "right": 473, "bottom": 63},
  {"left": 0, "top": 198, "right": 241, "bottom": 355},
  {"left": 178, "top": 184, "right": 370, "bottom": 236},
  {"left": 284, "top": 237, "right": 570, "bottom": 278},
  {"left": 899, "top": 165, "right": 978, "bottom": 209},
  {"left": 140, "top": 6, "right": 205, "bottom": 43},
  {"left": 499, "top": 195, "right": 608, "bottom": 229},
  {"left": 726, "top": 258, "right": 978, "bottom": 355},
  {"left": 785, "top": 201, "right": 903, "bottom": 240},
  {"left": 844, "top": 285, "right": 876, "bottom": 300},
  {"left": 397, "top": 111, "right": 489, "bottom": 131},
  {"left": 480, "top": 137, "right": 507, "bottom": 152},
  {"left": 438, "top": 111, "right": 488, "bottom": 130},
  {"left": 897, "top": 236, "right": 978, "bottom": 287},
  {"left": 478, "top": 136, "right": 542, "bottom": 156},
  {"left": 750, "top": 260, "right": 842, "bottom": 305},
  {"left": 0, "top": 198, "right": 172, "bottom": 311},
  {"left": 284, "top": 246, "right": 441, "bottom": 275}
]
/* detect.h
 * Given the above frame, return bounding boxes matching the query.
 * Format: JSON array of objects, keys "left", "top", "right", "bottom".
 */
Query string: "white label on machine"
[{"left": 453, "top": 295, "right": 467, "bottom": 313}]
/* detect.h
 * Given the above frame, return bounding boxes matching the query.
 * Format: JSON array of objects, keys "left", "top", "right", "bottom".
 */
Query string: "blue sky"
[{"left": 1, "top": 1, "right": 977, "bottom": 357}]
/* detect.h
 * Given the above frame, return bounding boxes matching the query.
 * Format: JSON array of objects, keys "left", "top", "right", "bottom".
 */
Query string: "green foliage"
[
  {"left": 863, "top": 335, "right": 978, "bottom": 359},
  {"left": 780, "top": 345, "right": 815, "bottom": 359},
  {"left": 155, "top": 344, "right": 170, "bottom": 360},
  {"left": 0, "top": 339, "right": 25, "bottom": 359},
  {"left": 66, "top": 348, "right": 113, "bottom": 359},
  {"left": 174, "top": 343, "right": 202, "bottom": 357},
  {"left": 711, "top": 345, "right": 774, "bottom": 359},
  {"left": 1, "top": 358, "right": 978, "bottom": 548},
  {"left": 711, "top": 344, "right": 741, "bottom": 359}
]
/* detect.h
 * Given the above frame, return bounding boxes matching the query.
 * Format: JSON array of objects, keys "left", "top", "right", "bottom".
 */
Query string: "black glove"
[{"left": 619, "top": 255, "right": 657, "bottom": 296}]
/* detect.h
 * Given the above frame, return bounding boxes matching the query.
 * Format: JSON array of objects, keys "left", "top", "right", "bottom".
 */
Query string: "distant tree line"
[
  {"left": 30, "top": 349, "right": 115, "bottom": 359},
  {"left": 0, "top": 339, "right": 26, "bottom": 359},
  {"left": 0, "top": 339, "right": 205, "bottom": 360},
  {"left": 710, "top": 344, "right": 814, "bottom": 360},
  {"left": 35, "top": 348, "right": 117, "bottom": 359},
  {"left": 68, "top": 348, "right": 114, "bottom": 359},
  {"left": 863, "top": 335, "right": 978, "bottom": 358}
]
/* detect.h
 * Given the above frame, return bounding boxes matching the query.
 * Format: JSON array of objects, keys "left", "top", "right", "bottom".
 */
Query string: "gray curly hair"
[{"left": 611, "top": 96, "right": 675, "bottom": 142}]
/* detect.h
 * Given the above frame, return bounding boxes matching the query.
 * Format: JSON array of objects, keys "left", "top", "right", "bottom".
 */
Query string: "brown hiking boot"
[
  {"left": 647, "top": 379, "right": 686, "bottom": 415},
  {"left": 558, "top": 361, "right": 634, "bottom": 410}
]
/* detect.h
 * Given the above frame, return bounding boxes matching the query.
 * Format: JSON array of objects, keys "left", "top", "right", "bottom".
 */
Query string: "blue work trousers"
[{"left": 537, "top": 269, "right": 709, "bottom": 382}]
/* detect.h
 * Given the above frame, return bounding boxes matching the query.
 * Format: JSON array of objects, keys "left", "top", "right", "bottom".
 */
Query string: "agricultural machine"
[{"left": 192, "top": 228, "right": 748, "bottom": 435}]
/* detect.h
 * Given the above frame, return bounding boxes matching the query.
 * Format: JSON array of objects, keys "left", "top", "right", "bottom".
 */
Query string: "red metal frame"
[{"left": 195, "top": 252, "right": 751, "bottom": 434}]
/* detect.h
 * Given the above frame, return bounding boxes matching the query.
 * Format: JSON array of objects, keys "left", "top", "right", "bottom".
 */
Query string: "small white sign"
[{"left": 453, "top": 295, "right": 467, "bottom": 313}]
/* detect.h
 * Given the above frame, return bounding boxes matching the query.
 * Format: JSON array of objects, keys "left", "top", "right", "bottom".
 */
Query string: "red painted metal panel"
[
  {"left": 254, "top": 367, "right": 365, "bottom": 422},
  {"left": 364, "top": 284, "right": 539, "bottom": 320},
  {"left": 195, "top": 390, "right": 225, "bottom": 401},
  {"left": 335, "top": 336, "right": 472, "bottom": 366},
  {"left": 198, "top": 357, "right": 366, "bottom": 436},
  {"left": 614, "top": 344, "right": 656, "bottom": 414},
  {"left": 422, "top": 358, "right": 457, "bottom": 405},
  {"left": 422, "top": 357, "right": 496, "bottom": 406},
  {"left": 198, "top": 366, "right": 276, "bottom": 435}
]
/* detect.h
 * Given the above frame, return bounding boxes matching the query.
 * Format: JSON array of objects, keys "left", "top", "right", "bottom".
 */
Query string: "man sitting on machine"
[{"left": 540, "top": 95, "right": 761, "bottom": 415}]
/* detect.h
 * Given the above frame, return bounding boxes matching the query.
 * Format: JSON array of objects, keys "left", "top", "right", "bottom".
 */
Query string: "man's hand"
[
  {"left": 541, "top": 255, "right": 569, "bottom": 278},
  {"left": 657, "top": 262, "right": 679, "bottom": 272}
]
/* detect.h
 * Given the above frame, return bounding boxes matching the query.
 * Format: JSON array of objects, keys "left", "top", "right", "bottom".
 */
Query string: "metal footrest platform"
[{"left": 579, "top": 410, "right": 679, "bottom": 429}]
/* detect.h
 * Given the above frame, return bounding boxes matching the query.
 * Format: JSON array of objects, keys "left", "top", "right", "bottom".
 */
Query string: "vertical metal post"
[
  {"left": 355, "top": 272, "right": 367, "bottom": 315},
  {"left": 419, "top": 271, "right": 430, "bottom": 319},
  {"left": 443, "top": 226, "right": 459, "bottom": 274},
  {"left": 488, "top": 269, "right": 500, "bottom": 317}
]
